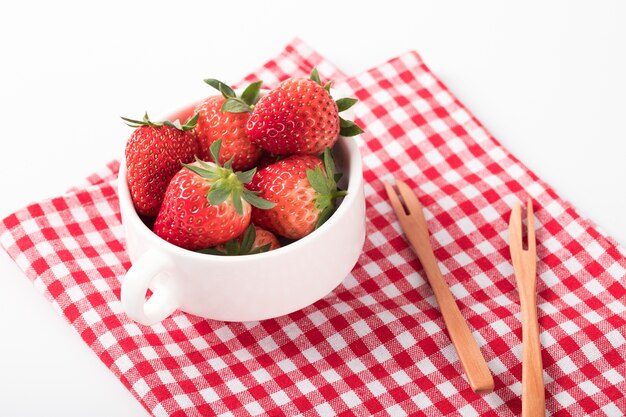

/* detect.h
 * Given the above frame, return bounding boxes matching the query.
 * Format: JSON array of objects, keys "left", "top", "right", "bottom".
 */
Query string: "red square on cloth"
[{"left": 1, "top": 38, "right": 625, "bottom": 416}]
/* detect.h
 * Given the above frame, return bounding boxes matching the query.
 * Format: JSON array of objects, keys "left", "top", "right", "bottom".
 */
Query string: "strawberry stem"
[
  {"left": 310, "top": 68, "right": 322, "bottom": 86},
  {"left": 121, "top": 112, "right": 198, "bottom": 131},
  {"left": 203, "top": 78, "right": 263, "bottom": 113},
  {"left": 306, "top": 149, "right": 348, "bottom": 229},
  {"left": 197, "top": 224, "right": 272, "bottom": 256},
  {"left": 182, "top": 139, "right": 275, "bottom": 216}
]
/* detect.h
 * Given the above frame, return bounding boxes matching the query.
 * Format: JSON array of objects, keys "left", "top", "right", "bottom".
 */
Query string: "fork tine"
[
  {"left": 395, "top": 179, "right": 422, "bottom": 214},
  {"left": 508, "top": 201, "right": 523, "bottom": 251},
  {"left": 526, "top": 199, "right": 536, "bottom": 254},
  {"left": 384, "top": 181, "right": 407, "bottom": 218}
]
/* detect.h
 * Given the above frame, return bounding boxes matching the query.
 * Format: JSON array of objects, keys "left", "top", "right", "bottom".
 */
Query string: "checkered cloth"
[{"left": 2, "top": 38, "right": 625, "bottom": 416}]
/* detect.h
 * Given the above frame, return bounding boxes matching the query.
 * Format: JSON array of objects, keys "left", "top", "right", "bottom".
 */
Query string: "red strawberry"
[
  {"left": 201, "top": 224, "right": 280, "bottom": 255},
  {"left": 153, "top": 140, "right": 275, "bottom": 251},
  {"left": 246, "top": 68, "right": 363, "bottom": 155},
  {"left": 195, "top": 79, "right": 264, "bottom": 170},
  {"left": 251, "top": 226, "right": 281, "bottom": 251},
  {"left": 123, "top": 113, "right": 199, "bottom": 217},
  {"left": 248, "top": 149, "right": 346, "bottom": 239}
]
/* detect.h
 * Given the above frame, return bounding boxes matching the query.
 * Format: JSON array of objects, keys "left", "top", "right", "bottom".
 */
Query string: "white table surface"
[{"left": 1, "top": 1, "right": 624, "bottom": 415}]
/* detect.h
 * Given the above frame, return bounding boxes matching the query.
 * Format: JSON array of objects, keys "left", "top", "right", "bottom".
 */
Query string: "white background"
[{"left": 1, "top": 1, "right": 625, "bottom": 415}]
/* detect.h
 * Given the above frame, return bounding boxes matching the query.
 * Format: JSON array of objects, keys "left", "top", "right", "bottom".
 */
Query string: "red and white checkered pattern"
[{"left": 1, "top": 38, "right": 625, "bottom": 416}]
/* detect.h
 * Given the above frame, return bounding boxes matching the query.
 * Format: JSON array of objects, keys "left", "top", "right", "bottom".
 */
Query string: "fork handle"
[
  {"left": 413, "top": 247, "right": 495, "bottom": 393},
  {"left": 519, "top": 283, "right": 546, "bottom": 417}
]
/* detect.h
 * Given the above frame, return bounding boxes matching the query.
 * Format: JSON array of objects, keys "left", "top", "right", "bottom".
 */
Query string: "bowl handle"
[{"left": 121, "top": 249, "right": 179, "bottom": 325}]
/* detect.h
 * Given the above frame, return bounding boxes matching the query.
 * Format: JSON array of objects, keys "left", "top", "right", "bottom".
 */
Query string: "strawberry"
[
  {"left": 200, "top": 224, "right": 280, "bottom": 255},
  {"left": 194, "top": 79, "right": 264, "bottom": 171},
  {"left": 247, "top": 225, "right": 281, "bottom": 251},
  {"left": 248, "top": 149, "right": 346, "bottom": 239},
  {"left": 123, "top": 112, "right": 199, "bottom": 217},
  {"left": 246, "top": 68, "right": 363, "bottom": 155},
  {"left": 153, "top": 140, "right": 275, "bottom": 251}
]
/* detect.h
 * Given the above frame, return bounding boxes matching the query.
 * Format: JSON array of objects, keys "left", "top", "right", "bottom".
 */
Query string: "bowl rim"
[{"left": 119, "top": 107, "right": 363, "bottom": 264}]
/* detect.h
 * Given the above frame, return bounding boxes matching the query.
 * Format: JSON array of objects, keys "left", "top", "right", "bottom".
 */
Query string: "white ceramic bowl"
[{"left": 119, "top": 102, "right": 366, "bottom": 325}]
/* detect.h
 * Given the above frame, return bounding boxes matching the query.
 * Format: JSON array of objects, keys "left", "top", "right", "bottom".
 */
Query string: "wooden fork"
[
  {"left": 508, "top": 200, "right": 545, "bottom": 417},
  {"left": 384, "top": 179, "right": 494, "bottom": 394}
]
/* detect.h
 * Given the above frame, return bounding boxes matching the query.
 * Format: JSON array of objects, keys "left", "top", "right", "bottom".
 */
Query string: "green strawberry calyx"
[
  {"left": 198, "top": 224, "right": 272, "bottom": 256},
  {"left": 121, "top": 112, "right": 199, "bottom": 131},
  {"left": 309, "top": 68, "right": 364, "bottom": 138},
  {"left": 306, "top": 148, "right": 348, "bottom": 229},
  {"left": 203, "top": 78, "right": 263, "bottom": 114},
  {"left": 181, "top": 139, "right": 275, "bottom": 216}
]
